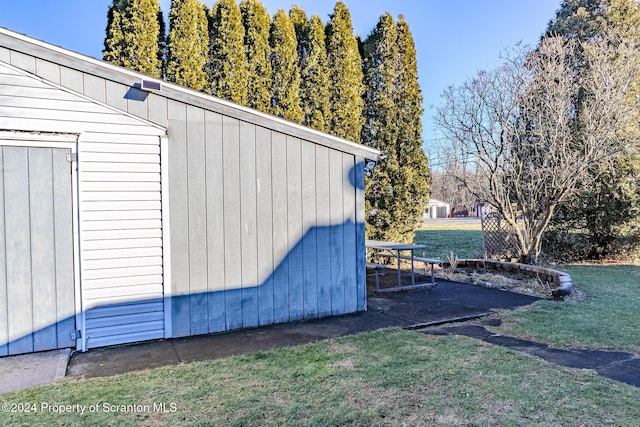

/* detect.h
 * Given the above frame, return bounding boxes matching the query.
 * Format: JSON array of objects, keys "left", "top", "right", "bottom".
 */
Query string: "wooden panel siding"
[
  {"left": 167, "top": 99, "right": 190, "bottom": 337},
  {"left": 355, "top": 157, "right": 367, "bottom": 311},
  {"left": 0, "top": 148, "right": 5, "bottom": 356},
  {"left": 329, "top": 150, "right": 345, "bottom": 315},
  {"left": 270, "top": 131, "right": 289, "bottom": 324},
  {"left": 182, "top": 122, "right": 361, "bottom": 333},
  {"left": 105, "top": 80, "right": 128, "bottom": 112},
  {"left": 256, "top": 126, "right": 274, "bottom": 326},
  {"left": 286, "top": 137, "right": 304, "bottom": 320},
  {"left": 342, "top": 153, "right": 358, "bottom": 314},
  {"left": 240, "top": 121, "right": 259, "bottom": 328},
  {"left": 4, "top": 147, "right": 34, "bottom": 354},
  {"left": 204, "top": 111, "right": 225, "bottom": 332},
  {"left": 83, "top": 74, "right": 106, "bottom": 103},
  {"left": 0, "top": 145, "right": 75, "bottom": 355},
  {"left": 9, "top": 50, "right": 36, "bottom": 74},
  {"left": 315, "top": 145, "right": 333, "bottom": 317},
  {"left": 301, "top": 141, "right": 318, "bottom": 319},
  {"left": 52, "top": 147, "right": 76, "bottom": 347},
  {"left": 29, "top": 148, "right": 58, "bottom": 351},
  {"left": 186, "top": 105, "right": 208, "bottom": 335},
  {"left": 35, "top": 58, "right": 61, "bottom": 84},
  {"left": 59, "top": 66, "right": 83, "bottom": 94},
  {"left": 222, "top": 116, "right": 243, "bottom": 330},
  {"left": 165, "top": 111, "right": 364, "bottom": 336}
]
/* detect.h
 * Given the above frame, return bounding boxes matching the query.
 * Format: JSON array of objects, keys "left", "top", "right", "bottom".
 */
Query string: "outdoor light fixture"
[
  {"left": 364, "top": 160, "right": 376, "bottom": 173},
  {"left": 364, "top": 155, "right": 386, "bottom": 175}
]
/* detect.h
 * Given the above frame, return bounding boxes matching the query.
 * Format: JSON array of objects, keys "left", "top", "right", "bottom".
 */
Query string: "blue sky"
[{"left": 0, "top": 0, "right": 560, "bottom": 156}]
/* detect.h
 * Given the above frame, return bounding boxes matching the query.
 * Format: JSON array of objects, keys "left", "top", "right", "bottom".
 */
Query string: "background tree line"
[{"left": 104, "top": 0, "right": 431, "bottom": 244}]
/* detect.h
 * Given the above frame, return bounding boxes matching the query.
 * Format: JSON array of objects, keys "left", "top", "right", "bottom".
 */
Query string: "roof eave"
[{"left": 0, "top": 27, "right": 380, "bottom": 160}]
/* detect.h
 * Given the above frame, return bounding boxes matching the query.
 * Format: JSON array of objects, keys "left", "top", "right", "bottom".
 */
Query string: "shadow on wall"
[{"left": 1, "top": 163, "right": 367, "bottom": 356}]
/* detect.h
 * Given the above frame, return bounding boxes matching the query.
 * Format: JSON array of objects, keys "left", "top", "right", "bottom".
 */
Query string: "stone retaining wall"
[{"left": 447, "top": 259, "right": 574, "bottom": 300}]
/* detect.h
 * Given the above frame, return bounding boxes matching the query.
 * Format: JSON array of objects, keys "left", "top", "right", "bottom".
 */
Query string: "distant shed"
[
  {"left": 0, "top": 27, "right": 379, "bottom": 355},
  {"left": 425, "top": 199, "right": 451, "bottom": 219}
]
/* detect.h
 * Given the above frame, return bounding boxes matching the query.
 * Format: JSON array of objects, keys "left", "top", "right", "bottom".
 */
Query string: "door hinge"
[
  {"left": 66, "top": 152, "right": 76, "bottom": 163},
  {"left": 70, "top": 330, "right": 82, "bottom": 341}
]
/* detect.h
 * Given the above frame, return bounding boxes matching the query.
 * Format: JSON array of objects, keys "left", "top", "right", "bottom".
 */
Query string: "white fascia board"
[{"left": 0, "top": 27, "right": 378, "bottom": 160}]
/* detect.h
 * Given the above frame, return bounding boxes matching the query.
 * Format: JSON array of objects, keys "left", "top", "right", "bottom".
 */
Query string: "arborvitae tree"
[
  {"left": 103, "top": 0, "right": 164, "bottom": 78},
  {"left": 394, "top": 15, "right": 431, "bottom": 242},
  {"left": 363, "top": 13, "right": 429, "bottom": 243},
  {"left": 291, "top": 10, "right": 331, "bottom": 131},
  {"left": 104, "top": 1, "right": 126, "bottom": 65},
  {"left": 609, "top": 0, "right": 640, "bottom": 36},
  {"left": 240, "top": 0, "right": 272, "bottom": 112},
  {"left": 545, "top": 0, "right": 607, "bottom": 39},
  {"left": 270, "top": 9, "right": 303, "bottom": 123},
  {"left": 209, "top": 0, "right": 248, "bottom": 104},
  {"left": 156, "top": 7, "right": 167, "bottom": 76},
  {"left": 362, "top": 13, "right": 400, "bottom": 241},
  {"left": 325, "top": 1, "right": 364, "bottom": 141},
  {"left": 290, "top": 5, "right": 309, "bottom": 63},
  {"left": 166, "top": 0, "right": 209, "bottom": 91}
]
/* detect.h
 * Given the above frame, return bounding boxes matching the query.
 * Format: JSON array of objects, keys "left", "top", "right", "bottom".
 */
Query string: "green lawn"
[
  {"left": 497, "top": 264, "right": 640, "bottom": 353},
  {"left": 415, "top": 220, "right": 483, "bottom": 259},
  {"left": 2, "top": 220, "right": 638, "bottom": 426},
  {"left": 2, "top": 329, "right": 639, "bottom": 426},
  {"left": 417, "top": 220, "right": 640, "bottom": 353}
]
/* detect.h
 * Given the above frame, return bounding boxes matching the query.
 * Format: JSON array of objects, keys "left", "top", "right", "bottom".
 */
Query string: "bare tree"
[
  {"left": 430, "top": 166, "right": 482, "bottom": 214},
  {"left": 435, "top": 34, "right": 640, "bottom": 263}
]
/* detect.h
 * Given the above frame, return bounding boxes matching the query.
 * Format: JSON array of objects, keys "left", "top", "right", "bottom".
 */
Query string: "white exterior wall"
[{"left": 0, "top": 61, "right": 167, "bottom": 351}]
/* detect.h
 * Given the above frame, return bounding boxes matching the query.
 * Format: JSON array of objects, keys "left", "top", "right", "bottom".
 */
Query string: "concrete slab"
[
  {"left": 0, "top": 348, "right": 71, "bottom": 395},
  {"left": 483, "top": 334, "right": 549, "bottom": 353},
  {"left": 66, "top": 340, "right": 179, "bottom": 379}
]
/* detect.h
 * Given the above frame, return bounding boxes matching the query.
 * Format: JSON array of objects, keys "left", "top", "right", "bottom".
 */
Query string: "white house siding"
[
  {"left": 78, "top": 132, "right": 165, "bottom": 349},
  {"left": 0, "top": 61, "right": 167, "bottom": 351}
]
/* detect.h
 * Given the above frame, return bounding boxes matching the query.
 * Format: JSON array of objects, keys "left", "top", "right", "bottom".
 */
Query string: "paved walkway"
[
  {"left": 421, "top": 320, "right": 640, "bottom": 388},
  {"left": 67, "top": 280, "right": 540, "bottom": 379},
  {"left": 2, "top": 279, "right": 638, "bottom": 394}
]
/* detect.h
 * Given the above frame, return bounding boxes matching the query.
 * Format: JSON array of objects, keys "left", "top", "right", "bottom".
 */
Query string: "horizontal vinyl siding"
[
  {"left": 0, "top": 62, "right": 164, "bottom": 137},
  {"left": 83, "top": 301, "right": 164, "bottom": 349},
  {"left": 79, "top": 134, "right": 164, "bottom": 348}
]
